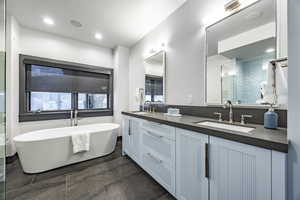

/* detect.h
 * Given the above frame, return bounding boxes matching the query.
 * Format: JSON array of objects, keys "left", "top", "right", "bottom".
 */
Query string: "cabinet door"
[
  {"left": 122, "top": 118, "right": 141, "bottom": 164},
  {"left": 209, "top": 136, "right": 271, "bottom": 200},
  {"left": 122, "top": 118, "right": 130, "bottom": 155},
  {"left": 176, "top": 129, "right": 209, "bottom": 200},
  {"left": 130, "top": 119, "right": 141, "bottom": 163}
]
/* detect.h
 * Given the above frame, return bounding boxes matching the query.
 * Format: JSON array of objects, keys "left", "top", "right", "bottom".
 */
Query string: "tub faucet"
[
  {"left": 74, "top": 110, "right": 79, "bottom": 126},
  {"left": 70, "top": 110, "right": 74, "bottom": 126},
  {"left": 223, "top": 100, "right": 233, "bottom": 123}
]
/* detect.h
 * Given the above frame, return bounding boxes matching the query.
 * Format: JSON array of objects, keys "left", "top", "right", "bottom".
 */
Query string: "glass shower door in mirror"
[{"left": 0, "top": 0, "right": 5, "bottom": 199}]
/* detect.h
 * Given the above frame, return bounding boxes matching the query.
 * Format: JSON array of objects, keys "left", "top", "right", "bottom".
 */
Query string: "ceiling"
[{"left": 7, "top": 0, "right": 187, "bottom": 48}]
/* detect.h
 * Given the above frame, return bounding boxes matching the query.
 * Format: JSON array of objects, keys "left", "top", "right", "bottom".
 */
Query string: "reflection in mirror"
[
  {"left": 144, "top": 51, "right": 165, "bottom": 103},
  {"left": 206, "top": 0, "right": 276, "bottom": 106}
]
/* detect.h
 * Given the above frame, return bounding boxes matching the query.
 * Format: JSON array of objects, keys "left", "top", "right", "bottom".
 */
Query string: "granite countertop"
[{"left": 122, "top": 111, "right": 288, "bottom": 153}]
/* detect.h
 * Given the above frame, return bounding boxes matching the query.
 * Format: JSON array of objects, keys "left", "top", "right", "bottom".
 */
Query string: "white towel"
[{"left": 71, "top": 132, "right": 90, "bottom": 153}]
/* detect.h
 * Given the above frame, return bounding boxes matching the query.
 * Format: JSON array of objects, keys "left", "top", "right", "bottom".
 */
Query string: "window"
[
  {"left": 78, "top": 93, "right": 107, "bottom": 109},
  {"left": 145, "top": 75, "right": 163, "bottom": 102},
  {"left": 19, "top": 55, "right": 113, "bottom": 122},
  {"left": 30, "top": 92, "right": 72, "bottom": 111}
]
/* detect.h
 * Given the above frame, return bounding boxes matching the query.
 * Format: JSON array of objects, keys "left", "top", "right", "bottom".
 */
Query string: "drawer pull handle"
[
  {"left": 147, "top": 153, "right": 163, "bottom": 164},
  {"left": 205, "top": 143, "right": 209, "bottom": 179},
  {"left": 147, "top": 131, "right": 163, "bottom": 139},
  {"left": 128, "top": 120, "right": 131, "bottom": 136}
]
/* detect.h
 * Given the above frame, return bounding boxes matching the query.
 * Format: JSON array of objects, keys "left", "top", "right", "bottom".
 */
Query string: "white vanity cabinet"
[
  {"left": 122, "top": 116, "right": 287, "bottom": 200},
  {"left": 209, "top": 136, "right": 272, "bottom": 200},
  {"left": 175, "top": 129, "right": 209, "bottom": 200},
  {"left": 122, "top": 117, "right": 142, "bottom": 164}
]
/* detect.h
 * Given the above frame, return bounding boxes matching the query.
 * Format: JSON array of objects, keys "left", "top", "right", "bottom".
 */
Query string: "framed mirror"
[
  {"left": 205, "top": 0, "right": 277, "bottom": 106},
  {"left": 144, "top": 50, "right": 166, "bottom": 103}
]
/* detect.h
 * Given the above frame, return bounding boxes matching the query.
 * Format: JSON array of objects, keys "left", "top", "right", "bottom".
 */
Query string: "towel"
[
  {"left": 264, "top": 62, "right": 276, "bottom": 104},
  {"left": 71, "top": 132, "right": 90, "bottom": 154}
]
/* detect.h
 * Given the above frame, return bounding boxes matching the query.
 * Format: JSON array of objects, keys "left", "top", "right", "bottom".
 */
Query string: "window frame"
[{"left": 19, "top": 54, "right": 114, "bottom": 122}]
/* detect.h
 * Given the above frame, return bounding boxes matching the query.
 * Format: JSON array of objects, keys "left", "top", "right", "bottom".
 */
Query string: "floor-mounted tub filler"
[{"left": 13, "top": 123, "right": 120, "bottom": 173}]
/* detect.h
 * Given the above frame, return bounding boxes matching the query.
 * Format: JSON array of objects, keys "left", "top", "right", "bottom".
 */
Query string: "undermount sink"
[
  {"left": 132, "top": 111, "right": 149, "bottom": 115},
  {"left": 196, "top": 121, "right": 255, "bottom": 133}
]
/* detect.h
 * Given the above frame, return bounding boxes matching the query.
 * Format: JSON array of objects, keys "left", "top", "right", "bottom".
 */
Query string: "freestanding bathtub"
[{"left": 13, "top": 123, "right": 120, "bottom": 174}]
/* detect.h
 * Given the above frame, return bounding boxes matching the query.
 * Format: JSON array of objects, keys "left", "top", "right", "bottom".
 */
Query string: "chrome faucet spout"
[
  {"left": 74, "top": 110, "right": 78, "bottom": 126},
  {"left": 224, "top": 100, "right": 233, "bottom": 123},
  {"left": 70, "top": 110, "right": 74, "bottom": 127}
]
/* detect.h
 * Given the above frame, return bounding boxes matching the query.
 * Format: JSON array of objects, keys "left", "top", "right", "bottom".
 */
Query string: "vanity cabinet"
[
  {"left": 209, "top": 136, "right": 272, "bottom": 200},
  {"left": 175, "top": 129, "right": 209, "bottom": 200},
  {"left": 122, "top": 116, "right": 286, "bottom": 200}
]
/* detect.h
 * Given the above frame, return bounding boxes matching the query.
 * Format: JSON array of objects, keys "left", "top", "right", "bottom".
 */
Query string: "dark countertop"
[{"left": 122, "top": 111, "right": 288, "bottom": 153}]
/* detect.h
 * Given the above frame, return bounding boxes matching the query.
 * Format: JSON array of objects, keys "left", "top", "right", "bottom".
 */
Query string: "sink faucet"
[
  {"left": 144, "top": 101, "right": 152, "bottom": 112},
  {"left": 223, "top": 100, "right": 233, "bottom": 123}
]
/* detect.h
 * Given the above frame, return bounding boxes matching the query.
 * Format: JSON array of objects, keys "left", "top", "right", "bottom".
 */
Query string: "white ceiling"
[{"left": 7, "top": 0, "right": 187, "bottom": 48}]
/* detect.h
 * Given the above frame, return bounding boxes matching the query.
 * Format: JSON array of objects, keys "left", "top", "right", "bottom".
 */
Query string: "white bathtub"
[{"left": 13, "top": 123, "right": 120, "bottom": 174}]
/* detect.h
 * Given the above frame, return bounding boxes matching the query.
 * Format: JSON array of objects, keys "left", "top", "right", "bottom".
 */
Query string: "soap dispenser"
[{"left": 264, "top": 105, "right": 278, "bottom": 129}]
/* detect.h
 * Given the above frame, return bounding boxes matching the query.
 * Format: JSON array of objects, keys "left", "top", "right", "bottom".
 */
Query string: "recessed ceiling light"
[
  {"left": 265, "top": 48, "right": 275, "bottom": 53},
  {"left": 95, "top": 33, "right": 103, "bottom": 40},
  {"left": 43, "top": 17, "right": 54, "bottom": 25}
]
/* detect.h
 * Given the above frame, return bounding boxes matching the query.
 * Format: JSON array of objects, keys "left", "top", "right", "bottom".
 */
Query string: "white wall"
[
  {"left": 20, "top": 27, "right": 113, "bottom": 67},
  {"left": 6, "top": 16, "right": 20, "bottom": 156},
  {"left": 113, "top": 46, "right": 130, "bottom": 136},
  {"left": 288, "top": 0, "right": 300, "bottom": 199},
  {"left": 129, "top": 1, "right": 206, "bottom": 110},
  {"left": 6, "top": 17, "right": 116, "bottom": 156}
]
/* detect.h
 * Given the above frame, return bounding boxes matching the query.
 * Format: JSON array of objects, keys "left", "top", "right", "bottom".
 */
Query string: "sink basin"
[
  {"left": 132, "top": 111, "right": 149, "bottom": 115},
  {"left": 196, "top": 121, "right": 255, "bottom": 133}
]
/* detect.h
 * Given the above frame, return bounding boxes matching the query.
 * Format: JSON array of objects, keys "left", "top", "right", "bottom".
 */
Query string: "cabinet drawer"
[
  {"left": 142, "top": 129, "right": 175, "bottom": 165},
  {"left": 142, "top": 148, "right": 175, "bottom": 194},
  {"left": 141, "top": 121, "right": 175, "bottom": 140}
]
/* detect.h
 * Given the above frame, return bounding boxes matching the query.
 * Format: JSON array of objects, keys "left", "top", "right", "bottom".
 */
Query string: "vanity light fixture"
[
  {"left": 265, "top": 48, "right": 275, "bottom": 53},
  {"left": 95, "top": 33, "right": 103, "bottom": 40},
  {"left": 225, "top": 0, "right": 241, "bottom": 12},
  {"left": 43, "top": 17, "right": 54, "bottom": 26},
  {"left": 202, "top": 0, "right": 259, "bottom": 27}
]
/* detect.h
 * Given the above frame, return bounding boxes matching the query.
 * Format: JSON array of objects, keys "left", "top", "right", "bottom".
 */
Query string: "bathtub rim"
[{"left": 13, "top": 123, "right": 120, "bottom": 143}]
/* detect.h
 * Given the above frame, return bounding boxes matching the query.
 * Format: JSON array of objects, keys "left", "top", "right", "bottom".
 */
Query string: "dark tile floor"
[{"left": 6, "top": 141, "right": 176, "bottom": 200}]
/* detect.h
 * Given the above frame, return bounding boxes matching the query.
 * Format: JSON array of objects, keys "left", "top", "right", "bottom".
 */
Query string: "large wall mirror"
[
  {"left": 144, "top": 50, "right": 166, "bottom": 103},
  {"left": 206, "top": 0, "right": 277, "bottom": 106}
]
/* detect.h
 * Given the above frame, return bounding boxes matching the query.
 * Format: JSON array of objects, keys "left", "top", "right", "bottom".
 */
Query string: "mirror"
[
  {"left": 206, "top": 0, "right": 276, "bottom": 106},
  {"left": 144, "top": 50, "right": 166, "bottom": 103}
]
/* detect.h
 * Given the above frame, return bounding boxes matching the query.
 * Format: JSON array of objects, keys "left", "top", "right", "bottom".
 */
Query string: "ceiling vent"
[
  {"left": 224, "top": 0, "right": 241, "bottom": 12},
  {"left": 70, "top": 19, "right": 83, "bottom": 28}
]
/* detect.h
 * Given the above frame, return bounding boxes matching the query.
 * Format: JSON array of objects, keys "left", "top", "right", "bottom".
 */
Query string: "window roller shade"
[{"left": 26, "top": 65, "right": 109, "bottom": 93}]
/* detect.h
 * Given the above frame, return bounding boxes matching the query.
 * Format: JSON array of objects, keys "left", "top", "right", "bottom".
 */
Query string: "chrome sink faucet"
[{"left": 223, "top": 100, "right": 233, "bottom": 123}]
